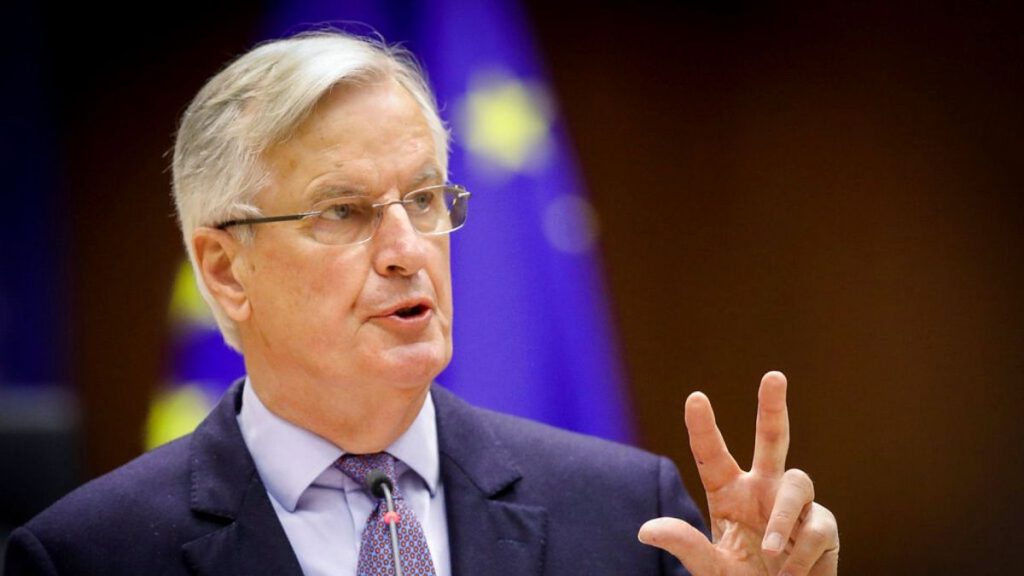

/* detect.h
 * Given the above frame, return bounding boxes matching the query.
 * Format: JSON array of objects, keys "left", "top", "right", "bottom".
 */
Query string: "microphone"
[{"left": 365, "top": 469, "right": 403, "bottom": 576}]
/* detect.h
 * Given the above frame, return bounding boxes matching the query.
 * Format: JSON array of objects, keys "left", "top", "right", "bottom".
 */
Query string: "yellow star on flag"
[{"left": 460, "top": 72, "right": 553, "bottom": 172}]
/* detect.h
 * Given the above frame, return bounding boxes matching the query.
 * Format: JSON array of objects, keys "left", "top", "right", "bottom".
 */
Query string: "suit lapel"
[
  {"left": 433, "top": 386, "right": 548, "bottom": 576},
  {"left": 181, "top": 381, "right": 304, "bottom": 576}
]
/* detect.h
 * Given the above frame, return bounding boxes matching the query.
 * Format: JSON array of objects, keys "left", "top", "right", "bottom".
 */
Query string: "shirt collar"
[
  {"left": 387, "top": 390, "right": 440, "bottom": 497},
  {"left": 236, "top": 378, "right": 440, "bottom": 512}
]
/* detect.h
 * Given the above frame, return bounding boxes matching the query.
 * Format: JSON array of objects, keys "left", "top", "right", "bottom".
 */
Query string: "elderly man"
[{"left": 4, "top": 31, "right": 838, "bottom": 576}]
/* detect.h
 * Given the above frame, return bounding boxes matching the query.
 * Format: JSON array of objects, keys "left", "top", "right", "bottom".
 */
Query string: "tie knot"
[{"left": 336, "top": 452, "right": 400, "bottom": 497}]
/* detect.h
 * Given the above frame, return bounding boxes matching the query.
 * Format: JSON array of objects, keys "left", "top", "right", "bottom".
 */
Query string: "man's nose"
[{"left": 371, "top": 203, "right": 429, "bottom": 277}]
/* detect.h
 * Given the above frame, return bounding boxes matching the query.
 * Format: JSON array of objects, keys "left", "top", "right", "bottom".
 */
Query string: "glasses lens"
[
  {"left": 306, "top": 186, "right": 470, "bottom": 245},
  {"left": 446, "top": 187, "right": 469, "bottom": 231},
  {"left": 405, "top": 188, "right": 446, "bottom": 234},
  {"left": 310, "top": 198, "right": 376, "bottom": 245},
  {"left": 405, "top": 186, "right": 469, "bottom": 235}
]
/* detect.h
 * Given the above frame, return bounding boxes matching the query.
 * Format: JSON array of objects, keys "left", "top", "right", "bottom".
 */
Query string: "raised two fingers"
[{"left": 687, "top": 371, "right": 790, "bottom": 492}]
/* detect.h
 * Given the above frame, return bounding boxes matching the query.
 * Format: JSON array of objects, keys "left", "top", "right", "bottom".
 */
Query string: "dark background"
[{"left": 4, "top": 1, "right": 1023, "bottom": 573}]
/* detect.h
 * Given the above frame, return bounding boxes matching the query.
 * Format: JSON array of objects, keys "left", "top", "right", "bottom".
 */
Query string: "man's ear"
[{"left": 192, "top": 227, "right": 251, "bottom": 322}]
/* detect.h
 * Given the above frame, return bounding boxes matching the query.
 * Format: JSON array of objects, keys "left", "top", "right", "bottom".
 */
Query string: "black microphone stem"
[{"left": 379, "top": 481, "right": 404, "bottom": 576}]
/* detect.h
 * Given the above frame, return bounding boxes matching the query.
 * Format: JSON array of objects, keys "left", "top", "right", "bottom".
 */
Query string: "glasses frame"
[{"left": 215, "top": 183, "right": 471, "bottom": 246}]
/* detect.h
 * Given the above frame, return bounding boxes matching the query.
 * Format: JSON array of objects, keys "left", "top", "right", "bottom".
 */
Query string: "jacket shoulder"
[
  {"left": 28, "top": 434, "right": 194, "bottom": 531},
  {"left": 479, "top": 405, "right": 664, "bottom": 473},
  {"left": 9, "top": 434, "right": 219, "bottom": 575},
  {"left": 438, "top": 392, "right": 704, "bottom": 576},
  {"left": 462, "top": 400, "right": 705, "bottom": 528}
]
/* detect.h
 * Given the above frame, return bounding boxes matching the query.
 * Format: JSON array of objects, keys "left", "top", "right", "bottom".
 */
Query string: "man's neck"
[{"left": 244, "top": 360, "right": 431, "bottom": 454}]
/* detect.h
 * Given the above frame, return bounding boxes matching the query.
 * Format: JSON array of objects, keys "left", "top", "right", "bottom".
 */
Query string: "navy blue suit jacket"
[{"left": 5, "top": 382, "right": 705, "bottom": 575}]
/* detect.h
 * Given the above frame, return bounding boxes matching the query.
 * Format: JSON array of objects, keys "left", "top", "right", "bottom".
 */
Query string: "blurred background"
[{"left": 2, "top": 0, "right": 1022, "bottom": 573}]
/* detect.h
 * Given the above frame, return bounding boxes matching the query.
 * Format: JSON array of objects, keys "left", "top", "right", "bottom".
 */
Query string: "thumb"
[{"left": 638, "top": 517, "right": 717, "bottom": 575}]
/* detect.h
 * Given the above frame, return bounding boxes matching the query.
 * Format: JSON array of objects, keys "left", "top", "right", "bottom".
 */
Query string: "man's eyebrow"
[
  {"left": 302, "top": 166, "right": 442, "bottom": 206},
  {"left": 305, "top": 185, "right": 367, "bottom": 207},
  {"left": 409, "top": 166, "right": 443, "bottom": 189}
]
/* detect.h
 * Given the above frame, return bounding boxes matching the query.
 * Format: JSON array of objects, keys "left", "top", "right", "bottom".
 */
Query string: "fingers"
[
  {"left": 808, "top": 541, "right": 841, "bottom": 576},
  {"left": 752, "top": 371, "right": 789, "bottom": 476},
  {"left": 779, "top": 503, "right": 840, "bottom": 576},
  {"left": 638, "top": 517, "right": 718, "bottom": 576},
  {"left": 761, "top": 468, "right": 815, "bottom": 555},
  {"left": 685, "top": 391, "right": 742, "bottom": 492}
]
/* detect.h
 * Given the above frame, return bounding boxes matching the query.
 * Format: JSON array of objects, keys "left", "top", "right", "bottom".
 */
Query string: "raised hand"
[{"left": 639, "top": 371, "right": 840, "bottom": 576}]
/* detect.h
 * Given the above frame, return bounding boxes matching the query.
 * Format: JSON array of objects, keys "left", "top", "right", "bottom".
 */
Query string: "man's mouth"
[
  {"left": 393, "top": 303, "right": 429, "bottom": 319},
  {"left": 374, "top": 297, "right": 435, "bottom": 321}
]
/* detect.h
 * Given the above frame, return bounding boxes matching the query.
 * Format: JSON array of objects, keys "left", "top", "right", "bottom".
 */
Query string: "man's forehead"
[{"left": 258, "top": 76, "right": 444, "bottom": 208}]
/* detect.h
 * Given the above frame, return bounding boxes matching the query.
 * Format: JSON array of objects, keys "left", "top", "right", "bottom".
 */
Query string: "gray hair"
[{"left": 171, "top": 30, "right": 449, "bottom": 351}]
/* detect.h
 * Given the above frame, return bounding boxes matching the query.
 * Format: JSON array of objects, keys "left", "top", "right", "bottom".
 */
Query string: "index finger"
[
  {"left": 685, "top": 391, "right": 742, "bottom": 492},
  {"left": 752, "top": 371, "right": 790, "bottom": 476}
]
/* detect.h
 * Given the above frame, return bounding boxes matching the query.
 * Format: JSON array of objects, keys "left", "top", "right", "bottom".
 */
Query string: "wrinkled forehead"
[
  {"left": 258, "top": 78, "right": 443, "bottom": 209},
  {"left": 310, "top": 71, "right": 447, "bottom": 168}
]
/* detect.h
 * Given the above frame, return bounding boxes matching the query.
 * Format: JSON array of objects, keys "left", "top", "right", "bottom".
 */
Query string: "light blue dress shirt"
[{"left": 236, "top": 380, "right": 451, "bottom": 576}]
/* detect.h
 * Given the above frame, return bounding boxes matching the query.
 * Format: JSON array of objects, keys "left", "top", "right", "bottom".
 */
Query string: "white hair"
[{"left": 171, "top": 30, "right": 450, "bottom": 351}]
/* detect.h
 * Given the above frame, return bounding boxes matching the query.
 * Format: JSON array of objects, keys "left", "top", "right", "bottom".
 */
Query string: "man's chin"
[{"left": 367, "top": 340, "right": 451, "bottom": 386}]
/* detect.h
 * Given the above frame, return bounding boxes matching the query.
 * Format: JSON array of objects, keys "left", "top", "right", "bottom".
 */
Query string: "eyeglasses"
[{"left": 216, "top": 184, "right": 471, "bottom": 246}]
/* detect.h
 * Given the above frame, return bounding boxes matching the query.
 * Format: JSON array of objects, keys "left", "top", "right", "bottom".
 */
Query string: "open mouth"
[{"left": 393, "top": 304, "right": 429, "bottom": 319}]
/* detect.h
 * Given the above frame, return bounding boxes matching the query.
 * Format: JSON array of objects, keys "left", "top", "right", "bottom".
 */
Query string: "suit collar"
[
  {"left": 432, "top": 385, "right": 548, "bottom": 576},
  {"left": 188, "top": 379, "right": 252, "bottom": 518},
  {"left": 183, "top": 380, "right": 304, "bottom": 576},
  {"left": 432, "top": 385, "right": 522, "bottom": 496}
]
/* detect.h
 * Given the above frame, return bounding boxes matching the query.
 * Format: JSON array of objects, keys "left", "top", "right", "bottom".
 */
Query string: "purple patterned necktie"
[{"left": 336, "top": 452, "right": 438, "bottom": 576}]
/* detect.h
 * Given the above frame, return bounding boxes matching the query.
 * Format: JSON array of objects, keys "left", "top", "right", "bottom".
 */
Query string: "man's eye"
[
  {"left": 408, "top": 191, "right": 435, "bottom": 212},
  {"left": 321, "top": 202, "right": 365, "bottom": 221}
]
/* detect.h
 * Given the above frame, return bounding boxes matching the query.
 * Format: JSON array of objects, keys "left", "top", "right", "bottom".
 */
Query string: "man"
[{"left": 4, "top": 31, "right": 839, "bottom": 575}]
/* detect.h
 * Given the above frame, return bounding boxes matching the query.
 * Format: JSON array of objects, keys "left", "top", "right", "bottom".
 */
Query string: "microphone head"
[{"left": 365, "top": 469, "right": 394, "bottom": 499}]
